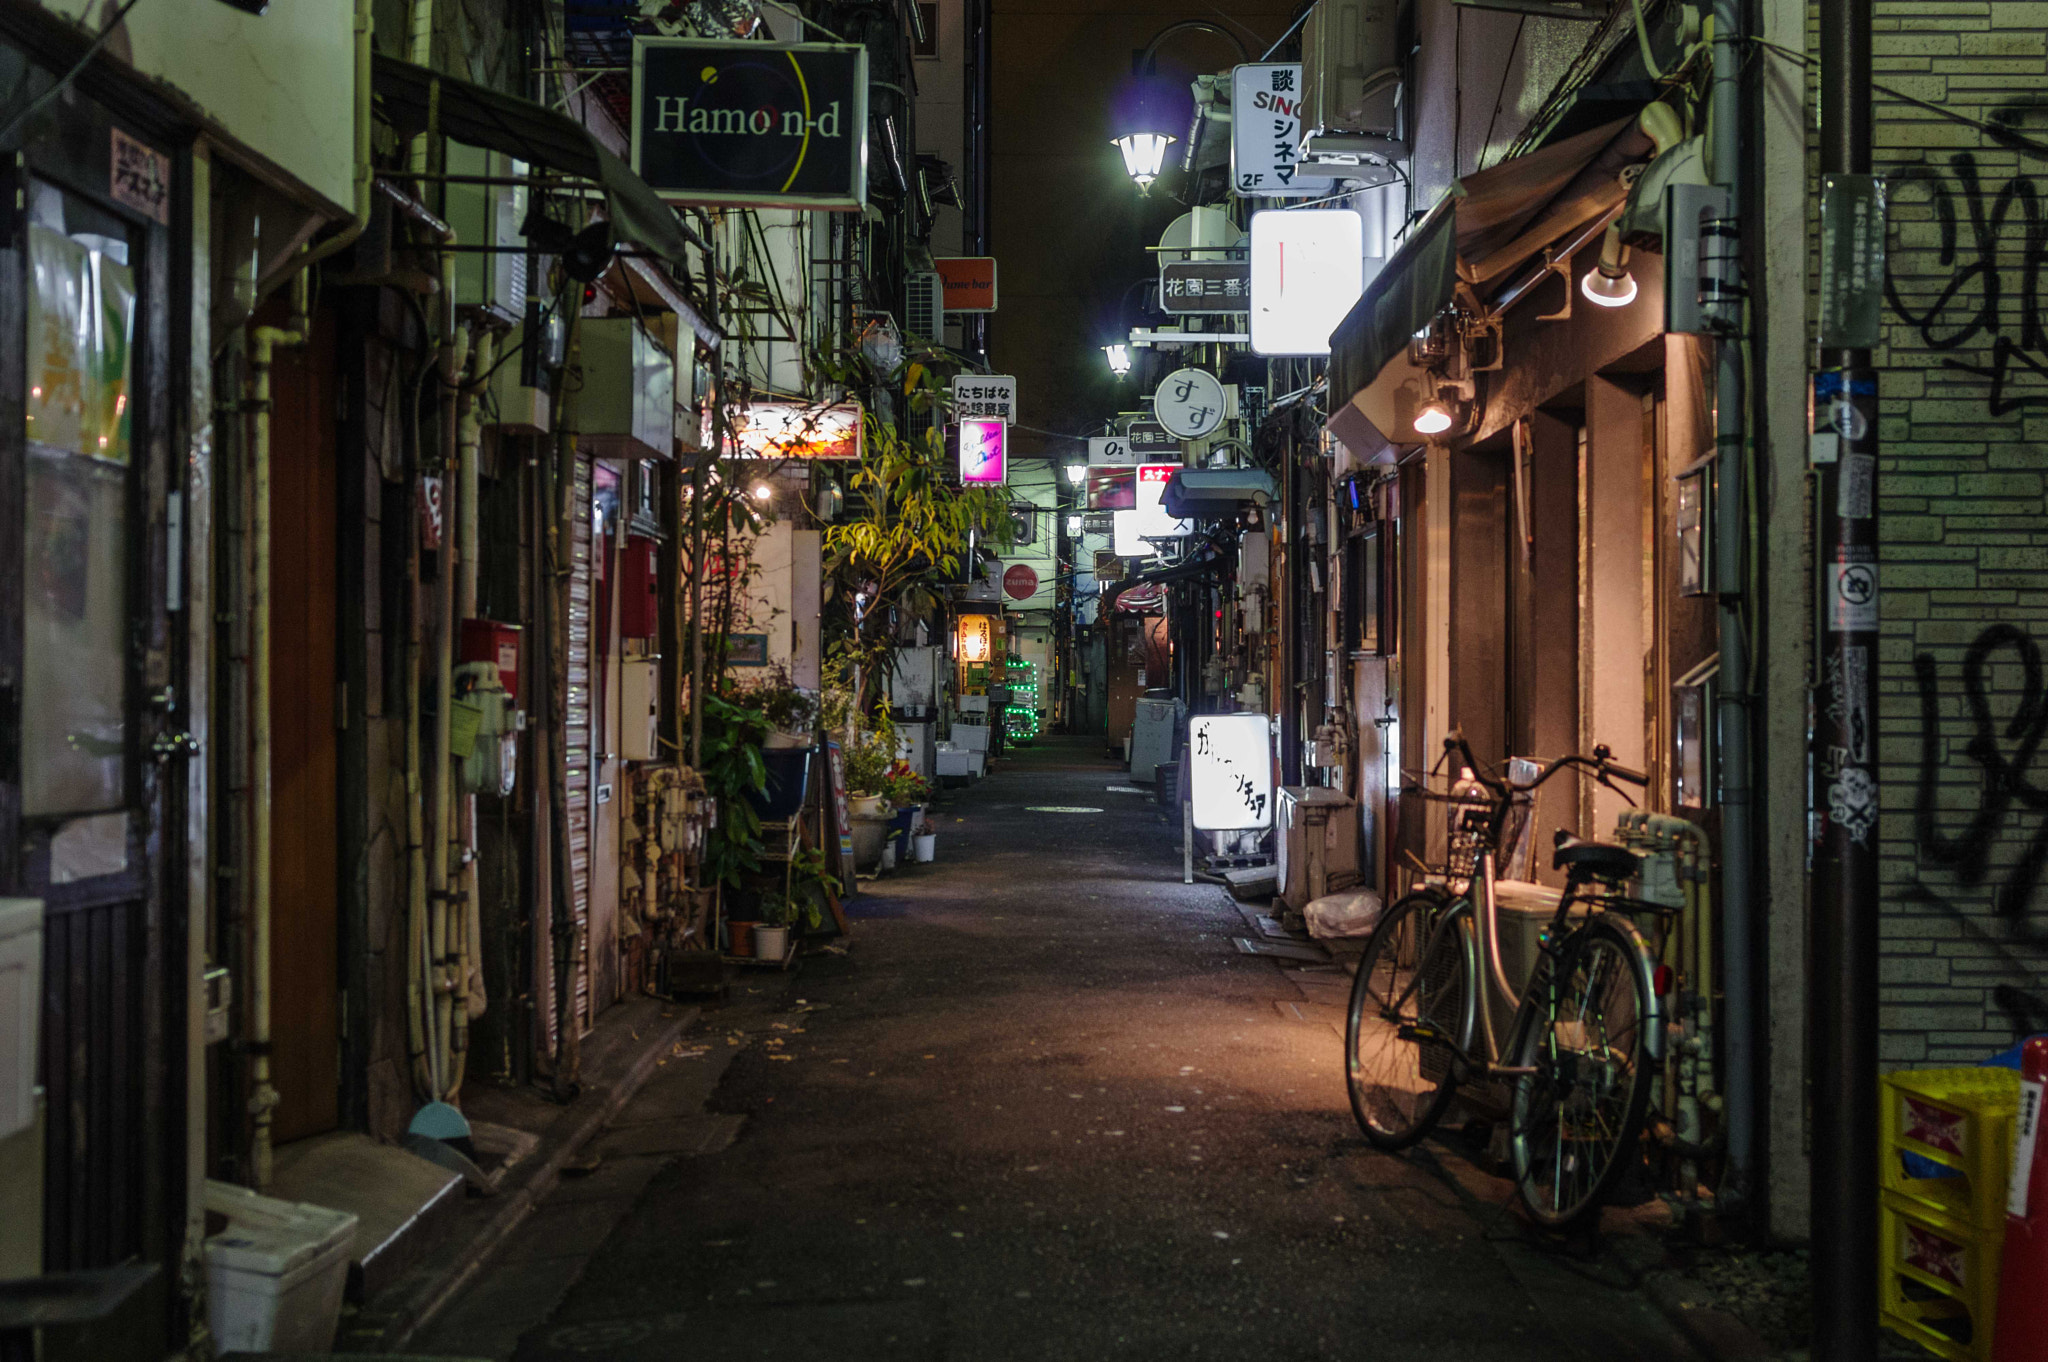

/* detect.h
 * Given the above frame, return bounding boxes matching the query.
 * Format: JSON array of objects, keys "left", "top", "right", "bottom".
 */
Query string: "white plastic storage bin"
[{"left": 204, "top": 1179, "right": 358, "bottom": 1353}]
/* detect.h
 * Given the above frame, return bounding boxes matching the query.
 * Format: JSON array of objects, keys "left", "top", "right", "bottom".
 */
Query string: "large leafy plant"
[{"left": 699, "top": 691, "right": 770, "bottom": 888}]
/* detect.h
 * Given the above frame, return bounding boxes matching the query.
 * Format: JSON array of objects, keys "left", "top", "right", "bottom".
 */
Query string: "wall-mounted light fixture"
[
  {"left": 1580, "top": 222, "right": 1639, "bottom": 309},
  {"left": 1103, "top": 342, "right": 1133, "bottom": 376},
  {"left": 1064, "top": 461, "right": 1088, "bottom": 486}
]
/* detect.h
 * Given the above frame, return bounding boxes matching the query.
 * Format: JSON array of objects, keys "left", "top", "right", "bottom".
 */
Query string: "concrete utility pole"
[{"left": 1810, "top": 0, "right": 1880, "bottom": 1343}]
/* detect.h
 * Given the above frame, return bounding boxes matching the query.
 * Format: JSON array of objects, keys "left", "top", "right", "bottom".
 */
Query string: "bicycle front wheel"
[
  {"left": 1509, "top": 913, "right": 1655, "bottom": 1228},
  {"left": 1346, "top": 890, "right": 1472, "bottom": 1150}
]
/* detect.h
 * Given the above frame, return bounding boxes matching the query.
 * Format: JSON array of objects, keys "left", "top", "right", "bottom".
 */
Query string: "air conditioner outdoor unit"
[
  {"left": 444, "top": 142, "right": 527, "bottom": 325},
  {"left": 906, "top": 271, "right": 943, "bottom": 341},
  {"left": 1300, "top": 0, "right": 1404, "bottom": 174},
  {"left": 1276, "top": 785, "right": 1360, "bottom": 909},
  {"left": 578, "top": 318, "right": 675, "bottom": 460}
]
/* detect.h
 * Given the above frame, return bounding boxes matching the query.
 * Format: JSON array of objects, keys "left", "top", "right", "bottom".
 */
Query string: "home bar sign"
[{"left": 632, "top": 38, "right": 869, "bottom": 210}]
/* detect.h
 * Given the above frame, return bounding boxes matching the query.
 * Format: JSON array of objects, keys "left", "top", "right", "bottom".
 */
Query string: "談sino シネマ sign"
[{"left": 631, "top": 39, "right": 869, "bottom": 209}]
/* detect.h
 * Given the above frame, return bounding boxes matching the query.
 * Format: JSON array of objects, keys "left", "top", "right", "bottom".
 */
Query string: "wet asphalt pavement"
[{"left": 418, "top": 736, "right": 1700, "bottom": 1361}]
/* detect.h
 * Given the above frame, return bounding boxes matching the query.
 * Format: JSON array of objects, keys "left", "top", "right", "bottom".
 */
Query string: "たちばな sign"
[
  {"left": 951, "top": 374, "right": 1016, "bottom": 422},
  {"left": 1190, "top": 713, "right": 1274, "bottom": 829},
  {"left": 632, "top": 39, "right": 869, "bottom": 209}
]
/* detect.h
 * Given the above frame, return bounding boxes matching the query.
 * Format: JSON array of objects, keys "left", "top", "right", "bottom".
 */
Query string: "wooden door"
[{"left": 265, "top": 311, "right": 339, "bottom": 1140}]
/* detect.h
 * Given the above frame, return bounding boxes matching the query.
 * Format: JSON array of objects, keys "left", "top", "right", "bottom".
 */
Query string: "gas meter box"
[
  {"left": 460, "top": 619, "right": 522, "bottom": 698},
  {"left": 455, "top": 662, "right": 519, "bottom": 797},
  {"left": 620, "top": 535, "right": 660, "bottom": 639}
]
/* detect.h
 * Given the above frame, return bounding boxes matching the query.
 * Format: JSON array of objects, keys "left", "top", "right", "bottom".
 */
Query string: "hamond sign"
[{"left": 632, "top": 39, "right": 869, "bottom": 210}]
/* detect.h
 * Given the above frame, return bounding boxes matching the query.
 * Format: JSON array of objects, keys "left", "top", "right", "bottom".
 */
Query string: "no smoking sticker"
[{"left": 1828, "top": 560, "right": 1878, "bottom": 632}]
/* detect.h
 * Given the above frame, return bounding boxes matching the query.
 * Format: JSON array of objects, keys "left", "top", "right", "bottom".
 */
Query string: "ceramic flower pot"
[
  {"left": 753, "top": 925, "right": 790, "bottom": 962},
  {"left": 913, "top": 832, "right": 936, "bottom": 863},
  {"left": 727, "top": 920, "right": 758, "bottom": 957},
  {"left": 850, "top": 794, "right": 887, "bottom": 818}
]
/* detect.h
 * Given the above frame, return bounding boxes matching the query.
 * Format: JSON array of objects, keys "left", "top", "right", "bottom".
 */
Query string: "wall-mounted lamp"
[
  {"left": 1413, "top": 402, "right": 1455, "bottom": 436},
  {"left": 1066, "top": 513, "right": 1085, "bottom": 536},
  {"left": 1580, "top": 223, "right": 1638, "bottom": 309},
  {"left": 1103, "top": 342, "right": 1133, "bottom": 376},
  {"left": 1112, "top": 132, "right": 1177, "bottom": 191},
  {"left": 751, "top": 483, "right": 774, "bottom": 501},
  {"left": 1064, "top": 462, "right": 1088, "bottom": 486}
]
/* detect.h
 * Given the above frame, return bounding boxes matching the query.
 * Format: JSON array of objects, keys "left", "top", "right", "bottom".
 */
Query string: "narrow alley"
[{"left": 414, "top": 738, "right": 1701, "bottom": 1361}]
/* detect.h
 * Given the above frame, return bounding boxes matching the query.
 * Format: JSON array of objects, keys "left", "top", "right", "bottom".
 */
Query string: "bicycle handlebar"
[{"left": 1438, "top": 730, "right": 1646, "bottom": 797}]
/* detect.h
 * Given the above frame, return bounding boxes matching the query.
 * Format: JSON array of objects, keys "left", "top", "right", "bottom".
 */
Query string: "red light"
[
  {"left": 1214, "top": 609, "right": 1223, "bottom": 619},
  {"left": 1653, "top": 965, "right": 1674, "bottom": 997}
]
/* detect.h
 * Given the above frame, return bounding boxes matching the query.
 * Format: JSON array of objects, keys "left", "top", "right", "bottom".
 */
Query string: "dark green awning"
[
  {"left": 372, "top": 54, "right": 704, "bottom": 269},
  {"left": 1328, "top": 202, "right": 1458, "bottom": 415}
]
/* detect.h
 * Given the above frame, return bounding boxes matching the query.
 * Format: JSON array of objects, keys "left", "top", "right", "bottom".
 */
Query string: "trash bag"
[{"left": 1304, "top": 890, "right": 1384, "bottom": 940}]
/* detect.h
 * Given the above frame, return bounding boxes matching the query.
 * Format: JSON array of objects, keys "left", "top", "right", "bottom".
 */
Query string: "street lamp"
[
  {"left": 1064, "top": 461, "right": 1088, "bottom": 486},
  {"left": 1109, "top": 19, "right": 1247, "bottom": 193},
  {"left": 1103, "top": 342, "right": 1132, "bottom": 376}
]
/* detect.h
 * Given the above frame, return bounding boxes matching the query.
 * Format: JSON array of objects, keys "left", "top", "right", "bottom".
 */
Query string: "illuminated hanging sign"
[
  {"left": 955, "top": 612, "right": 995, "bottom": 662},
  {"left": 1249, "top": 209, "right": 1365, "bottom": 357},
  {"left": 958, "top": 417, "right": 1007, "bottom": 483},
  {"left": 1088, "top": 435, "right": 1135, "bottom": 464},
  {"left": 1190, "top": 713, "right": 1275, "bottom": 830},
  {"left": 724, "top": 400, "right": 863, "bottom": 459},
  {"left": 631, "top": 38, "right": 870, "bottom": 210},
  {"left": 1133, "top": 463, "right": 1192, "bottom": 539},
  {"left": 1088, "top": 467, "right": 1136, "bottom": 511}
]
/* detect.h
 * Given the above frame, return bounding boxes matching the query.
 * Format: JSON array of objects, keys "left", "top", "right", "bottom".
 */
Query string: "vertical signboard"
[
  {"left": 958, "top": 417, "right": 1007, "bottom": 483},
  {"left": 1230, "top": 64, "right": 1334, "bottom": 198},
  {"left": 1190, "top": 713, "right": 1275, "bottom": 829}
]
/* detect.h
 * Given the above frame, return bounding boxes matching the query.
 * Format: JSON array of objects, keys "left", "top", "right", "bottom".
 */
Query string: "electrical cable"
[
  {"left": 0, "top": 0, "right": 146, "bottom": 145},
  {"left": 1479, "top": 18, "right": 1529, "bottom": 171},
  {"left": 1747, "top": 33, "right": 2048, "bottom": 158},
  {"left": 1257, "top": 1, "right": 1314, "bottom": 61}
]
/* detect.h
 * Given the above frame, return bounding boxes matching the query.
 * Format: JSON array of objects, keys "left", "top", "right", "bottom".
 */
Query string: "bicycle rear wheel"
[
  {"left": 1346, "top": 891, "right": 1473, "bottom": 1150},
  {"left": 1508, "top": 913, "right": 1655, "bottom": 1227}
]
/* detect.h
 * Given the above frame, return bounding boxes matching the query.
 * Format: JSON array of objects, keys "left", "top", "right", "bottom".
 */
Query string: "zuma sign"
[{"left": 632, "top": 39, "right": 869, "bottom": 210}]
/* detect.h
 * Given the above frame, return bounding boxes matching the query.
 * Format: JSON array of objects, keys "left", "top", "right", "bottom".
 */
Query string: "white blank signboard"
[
  {"left": 1249, "top": 209, "right": 1364, "bottom": 357},
  {"left": 1190, "top": 713, "right": 1274, "bottom": 830}
]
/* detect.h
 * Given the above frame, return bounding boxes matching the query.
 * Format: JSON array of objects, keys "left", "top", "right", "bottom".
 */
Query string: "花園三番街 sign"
[
  {"left": 952, "top": 374, "right": 1016, "bottom": 423},
  {"left": 631, "top": 39, "right": 869, "bottom": 209}
]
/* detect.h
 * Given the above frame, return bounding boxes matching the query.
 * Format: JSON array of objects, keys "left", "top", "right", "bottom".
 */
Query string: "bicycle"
[{"left": 1343, "top": 732, "right": 1667, "bottom": 1228}]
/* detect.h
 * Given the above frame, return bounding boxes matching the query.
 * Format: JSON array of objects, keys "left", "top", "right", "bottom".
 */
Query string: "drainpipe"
[
  {"left": 245, "top": 274, "right": 311, "bottom": 1190},
  {"left": 447, "top": 331, "right": 492, "bottom": 1100},
  {"left": 429, "top": 251, "right": 469, "bottom": 1100},
  {"left": 1707, "top": 0, "right": 1757, "bottom": 1218}
]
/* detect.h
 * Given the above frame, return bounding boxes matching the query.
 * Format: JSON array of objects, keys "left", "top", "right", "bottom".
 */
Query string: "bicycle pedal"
[{"left": 1398, "top": 1023, "right": 1443, "bottom": 1045}]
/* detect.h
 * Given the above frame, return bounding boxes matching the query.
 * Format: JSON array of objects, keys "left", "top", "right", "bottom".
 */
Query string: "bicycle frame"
[{"left": 1420, "top": 787, "right": 1666, "bottom": 1088}]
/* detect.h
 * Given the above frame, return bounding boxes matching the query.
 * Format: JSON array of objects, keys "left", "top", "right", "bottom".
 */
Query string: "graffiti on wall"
[
  {"left": 1912, "top": 624, "right": 2048, "bottom": 921},
  {"left": 1887, "top": 150, "right": 2048, "bottom": 415}
]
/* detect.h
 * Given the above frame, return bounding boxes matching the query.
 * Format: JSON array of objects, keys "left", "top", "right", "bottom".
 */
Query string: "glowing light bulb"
[{"left": 1414, "top": 403, "right": 1454, "bottom": 436}]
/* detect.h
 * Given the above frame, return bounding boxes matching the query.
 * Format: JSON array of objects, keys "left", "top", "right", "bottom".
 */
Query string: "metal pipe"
[
  {"left": 245, "top": 275, "right": 310, "bottom": 1189},
  {"left": 448, "top": 330, "right": 491, "bottom": 1100},
  {"left": 428, "top": 254, "right": 468, "bottom": 1099},
  {"left": 1812, "top": 0, "right": 1877, "bottom": 1339},
  {"left": 1707, "top": 0, "right": 1758, "bottom": 1222}
]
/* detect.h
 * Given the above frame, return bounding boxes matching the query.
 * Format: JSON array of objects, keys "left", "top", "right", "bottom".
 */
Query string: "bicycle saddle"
[{"left": 1551, "top": 835, "right": 1641, "bottom": 882}]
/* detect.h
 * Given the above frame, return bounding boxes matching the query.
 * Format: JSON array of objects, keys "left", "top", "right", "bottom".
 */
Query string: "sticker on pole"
[
  {"left": 2013, "top": 1078, "right": 2042, "bottom": 1219},
  {"left": 1827, "top": 560, "right": 1878, "bottom": 632}
]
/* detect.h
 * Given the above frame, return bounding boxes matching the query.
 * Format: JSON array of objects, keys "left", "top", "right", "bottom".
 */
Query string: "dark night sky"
[{"left": 986, "top": 0, "right": 1299, "bottom": 462}]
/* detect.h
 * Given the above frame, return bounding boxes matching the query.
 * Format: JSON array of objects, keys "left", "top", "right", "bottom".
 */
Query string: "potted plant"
[
  {"left": 732, "top": 666, "right": 820, "bottom": 750},
  {"left": 912, "top": 820, "right": 937, "bottom": 863},
  {"left": 843, "top": 737, "right": 893, "bottom": 819}
]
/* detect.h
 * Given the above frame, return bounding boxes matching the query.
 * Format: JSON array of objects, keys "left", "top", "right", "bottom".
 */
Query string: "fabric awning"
[
  {"left": 372, "top": 54, "right": 703, "bottom": 268},
  {"left": 1328, "top": 113, "right": 1655, "bottom": 410}
]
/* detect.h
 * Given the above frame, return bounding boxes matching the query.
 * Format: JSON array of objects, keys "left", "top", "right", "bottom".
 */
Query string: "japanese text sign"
[
  {"left": 952, "top": 374, "right": 1016, "bottom": 422},
  {"left": 1230, "top": 65, "right": 1333, "bottom": 198},
  {"left": 1190, "top": 713, "right": 1274, "bottom": 830}
]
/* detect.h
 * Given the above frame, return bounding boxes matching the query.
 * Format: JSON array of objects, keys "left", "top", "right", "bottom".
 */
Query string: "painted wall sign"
[
  {"left": 631, "top": 38, "right": 869, "bottom": 209},
  {"left": 935, "top": 256, "right": 999, "bottom": 312},
  {"left": 952, "top": 374, "right": 1016, "bottom": 422},
  {"left": 1153, "top": 367, "right": 1227, "bottom": 439},
  {"left": 958, "top": 417, "right": 1007, "bottom": 483},
  {"left": 1190, "top": 713, "right": 1275, "bottom": 830},
  {"left": 1229, "top": 64, "right": 1334, "bottom": 198}
]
